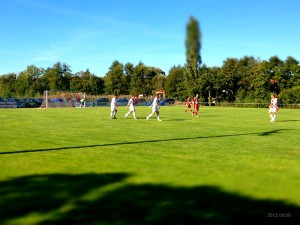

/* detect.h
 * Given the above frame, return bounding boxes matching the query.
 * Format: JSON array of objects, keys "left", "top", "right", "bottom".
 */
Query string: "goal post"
[{"left": 40, "top": 90, "right": 86, "bottom": 108}]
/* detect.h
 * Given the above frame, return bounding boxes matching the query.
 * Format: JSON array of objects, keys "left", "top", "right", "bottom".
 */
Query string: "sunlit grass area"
[{"left": 0, "top": 106, "right": 299, "bottom": 224}]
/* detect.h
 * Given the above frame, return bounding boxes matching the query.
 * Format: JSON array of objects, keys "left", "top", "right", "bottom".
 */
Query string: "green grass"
[{"left": 0, "top": 106, "right": 299, "bottom": 224}]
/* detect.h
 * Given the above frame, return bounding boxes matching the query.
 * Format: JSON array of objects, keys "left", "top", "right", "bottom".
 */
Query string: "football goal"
[{"left": 40, "top": 91, "right": 86, "bottom": 108}]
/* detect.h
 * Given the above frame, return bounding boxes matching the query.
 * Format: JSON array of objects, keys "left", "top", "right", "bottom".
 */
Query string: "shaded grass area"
[
  {"left": 0, "top": 106, "right": 299, "bottom": 224},
  {"left": 0, "top": 173, "right": 299, "bottom": 225}
]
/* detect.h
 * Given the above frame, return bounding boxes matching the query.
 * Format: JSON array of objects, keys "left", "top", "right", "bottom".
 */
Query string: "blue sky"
[{"left": 1, "top": 0, "right": 299, "bottom": 76}]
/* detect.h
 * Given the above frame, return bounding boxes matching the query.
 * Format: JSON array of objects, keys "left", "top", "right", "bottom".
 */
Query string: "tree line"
[
  {"left": 1, "top": 55, "right": 299, "bottom": 104},
  {"left": 1, "top": 17, "right": 299, "bottom": 104}
]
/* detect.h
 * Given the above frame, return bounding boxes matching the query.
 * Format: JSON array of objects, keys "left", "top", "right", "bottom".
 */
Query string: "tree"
[
  {"left": 70, "top": 74, "right": 84, "bottom": 92},
  {"left": 185, "top": 16, "right": 202, "bottom": 96},
  {"left": 104, "top": 60, "right": 127, "bottom": 95},
  {"left": 130, "top": 62, "right": 147, "bottom": 95},
  {"left": 144, "top": 67, "right": 165, "bottom": 95},
  {"left": 274, "top": 56, "right": 299, "bottom": 90},
  {"left": 165, "top": 66, "right": 187, "bottom": 101},
  {"left": 218, "top": 58, "right": 241, "bottom": 101},
  {"left": 78, "top": 69, "right": 98, "bottom": 94},
  {"left": 95, "top": 76, "right": 105, "bottom": 95},
  {"left": 288, "top": 59, "right": 300, "bottom": 88},
  {"left": 197, "top": 65, "right": 219, "bottom": 104},
  {"left": 124, "top": 63, "right": 134, "bottom": 93},
  {"left": 236, "top": 56, "right": 258, "bottom": 100},
  {"left": 278, "top": 86, "right": 300, "bottom": 104},
  {"left": 152, "top": 73, "right": 166, "bottom": 94},
  {"left": 42, "top": 62, "right": 72, "bottom": 91},
  {"left": 248, "top": 61, "right": 271, "bottom": 100},
  {"left": 0, "top": 73, "right": 17, "bottom": 98},
  {"left": 15, "top": 65, "right": 44, "bottom": 96}
]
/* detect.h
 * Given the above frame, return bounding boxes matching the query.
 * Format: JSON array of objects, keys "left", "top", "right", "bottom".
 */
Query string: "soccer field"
[{"left": 0, "top": 106, "right": 299, "bottom": 224}]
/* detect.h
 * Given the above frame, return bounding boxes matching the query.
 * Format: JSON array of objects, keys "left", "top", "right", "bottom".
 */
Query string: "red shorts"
[{"left": 194, "top": 104, "right": 199, "bottom": 111}]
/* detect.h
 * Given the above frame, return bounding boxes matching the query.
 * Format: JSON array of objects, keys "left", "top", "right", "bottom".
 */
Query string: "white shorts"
[
  {"left": 129, "top": 105, "right": 135, "bottom": 111},
  {"left": 152, "top": 106, "right": 159, "bottom": 113},
  {"left": 269, "top": 107, "right": 277, "bottom": 113},
  {"left": 111, "top": 106, "right": 117, "bottom": 111}
]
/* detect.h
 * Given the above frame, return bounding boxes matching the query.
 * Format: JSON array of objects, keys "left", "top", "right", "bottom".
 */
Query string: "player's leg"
[
  {"left": 270, "top": 112, "right": 275, "bottom": 122},
  {"left": 268, "top": 108, "right": 273, "bottom": 121},
  {"left": 270, "top": 111, "right": 273, "bottom": 121},
  {"left": 194, "top": 105, "right": 198, "bottom": 117},
  {"left": 146, "top": 111, "right": 154, "bottom": 120},
  {"left": 271, "top": 112, "right": 275, "bottom": 122},
  {"left": 156, "top": 111, "right": 162, "bottom": 121},
  {"left": 125, "top": 110, "right": 131, "bottom": 118}
]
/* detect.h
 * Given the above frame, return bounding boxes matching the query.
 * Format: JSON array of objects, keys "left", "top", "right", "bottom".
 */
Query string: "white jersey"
[
  {"left": 111, "top": 97, "right": 117, "bottom": 111},
  {"left": 151, "top": 97, "right": 159, "bottom": 112},
  {"left": 128, "top": 98, "right": 135, "bottom": 111},
  {"left": 269, "top": 97, "right": 278, "bottom": 113}
]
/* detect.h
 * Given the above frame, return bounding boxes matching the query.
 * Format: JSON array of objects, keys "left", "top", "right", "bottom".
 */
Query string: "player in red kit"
[
  {"left": 184, "top": 96, "right": 193, "bottom": 115},
  {"left": 193, "top": 94, "right": 199, "bottom": 117}
]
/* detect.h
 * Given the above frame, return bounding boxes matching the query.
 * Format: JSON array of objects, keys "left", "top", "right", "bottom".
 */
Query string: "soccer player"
[
  {"left": 269, "top": 94, "right": 279, "bottom": 122},
  {"left": 146, "top": 94, "right": 162, "bottom": 121},
  {"left": 110, "top": 94, "right": 118, "bottom": 119},
  {"left": 193, "top": 94, "right": 199, "bottom": 117},
  {"left": 125, "top": 95, "right": 137, "bottom": 119},
  {"left": 184, "top": 96, "right": 193, "bottom": 115},
  {"left": 80, "top": 98, "right": 85, "bottom": 108}
]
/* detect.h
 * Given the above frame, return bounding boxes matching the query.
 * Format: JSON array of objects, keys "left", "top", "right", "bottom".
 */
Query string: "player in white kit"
[
  {"left": 269, "top": 94, "right": 279, "bottom": 122},
  {"left": 110, "top": 94, "right": 118, "bottom": 119},
  {"left": 146, "top": 94, "right": 162, "bottom": 121},
  {"left": 125, "top": 95, "right": 137, "bottom": 119}
]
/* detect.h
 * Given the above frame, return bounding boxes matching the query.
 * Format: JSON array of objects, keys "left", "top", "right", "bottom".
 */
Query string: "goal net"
[{"left": 40, "top": 91, "right": 86, "bottom": 108}]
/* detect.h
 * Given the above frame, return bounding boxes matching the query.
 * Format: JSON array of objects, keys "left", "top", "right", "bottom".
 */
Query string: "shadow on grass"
[
  {"left": 0, "top": 129, "right": 289, "bottom": 155},
  {"left": 275, "top": 120, "right": 300, "bottom": 123},
  {"left": 259, "top": 129, "right": 287, "bottom": 136},
  {"left": 0, "top": 173, "right": 298, "bottom": 225}
]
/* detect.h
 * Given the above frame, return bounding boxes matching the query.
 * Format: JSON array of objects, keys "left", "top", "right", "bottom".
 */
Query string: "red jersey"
[
  {"left": 193, "top": 96, "right": 199, "bottom": 111},
  {"left": 186, "top": 98, "right": 192, "bottom": 107},
  {"left": 193, "top": 97, "right": 199, "bottom": 105}
]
